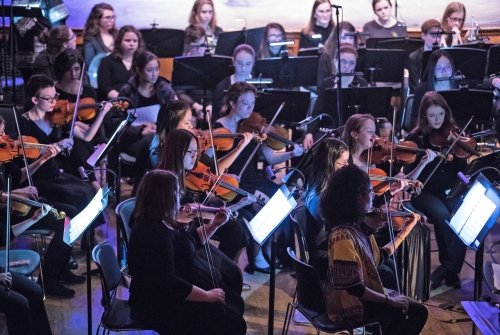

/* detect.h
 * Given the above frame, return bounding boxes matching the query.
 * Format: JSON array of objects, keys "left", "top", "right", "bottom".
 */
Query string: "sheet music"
[
  {"left": 492, "top": 263, "right": 500, "bottom": 292},
  {"left": 131, "top": 104, "right": 160, "bottom": 126}
]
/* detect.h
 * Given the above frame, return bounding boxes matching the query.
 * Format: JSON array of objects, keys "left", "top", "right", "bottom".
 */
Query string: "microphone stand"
[{"left": 332, "top": 2, "right": 343, "bottom": 126}]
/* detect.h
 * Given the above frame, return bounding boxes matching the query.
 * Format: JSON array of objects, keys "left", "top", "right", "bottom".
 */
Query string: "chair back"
[
  {"left": 92, "top": 241, "right": 122, "bottom": 308},
  {"left": 287, "top": 247, "right": 326, "bottom": 314},
  {"left": 400, "top": 94, "right": 414, "bottom": 132},
  {"left": 289, "top": 205, "right": 309, "bottom": 264},
  {"left": 0, "top": 104, "right": 19, "bottom": 136},
  {"left": 115, "top": 197, "right": 136, "bottom": 245}
]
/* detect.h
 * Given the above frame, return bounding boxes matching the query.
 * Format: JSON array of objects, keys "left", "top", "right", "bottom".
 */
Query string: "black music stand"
[
  {"left": 215, "top": 27, "right": 265, "bottom": 56},
  {"left": 366, "top": 37, "right": 423, "bottom": 57},
  {"left": 323, "top": 86, "right": 393, "bottom": 126},
  {"left": 254, "top": 89, "right": 310, "bottom": 127},
  {"left": 356, "top": 48, "right": 406, "bottom": 85},
  {"left": 438, "top": 89, "right": 493, "bottom": 129},
  {"left": 421, "top": 47, "right": 487, "bottom": 81},
  {"left": 254, "top": 56, "right": 319, "bottom": 89},
  {"left": 172, "top": 54, "right": 233, "bottom": 90},
  {"left": 486, "top": 44, "right": 500, "bottom": 76},
  {"left": 140, "top": 28, "right": 184, "bottom": 58}
]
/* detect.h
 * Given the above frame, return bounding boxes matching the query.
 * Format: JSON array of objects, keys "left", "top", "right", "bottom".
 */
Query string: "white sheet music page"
[{"left": 131, "top": 104, "right": 160, "bottom": 126}]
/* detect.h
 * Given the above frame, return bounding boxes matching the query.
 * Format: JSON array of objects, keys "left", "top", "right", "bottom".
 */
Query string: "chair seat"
[
  {"left": 298, "top": 304, "right": 345, "bottom": 333},
  {"left": 0, "top": 250, "right": 40, "bottom": 276},
  {"left": 102, "top": 298, "right": 143, "bottom": 330}
]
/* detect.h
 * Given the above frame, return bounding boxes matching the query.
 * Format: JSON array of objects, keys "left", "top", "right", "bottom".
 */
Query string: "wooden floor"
[{"left": 2, "top": 182, "right": 500, "bottom": 335}]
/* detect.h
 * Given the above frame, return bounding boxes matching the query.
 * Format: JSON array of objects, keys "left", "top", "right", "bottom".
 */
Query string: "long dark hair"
[
  {"left": 38, "top": 25, "right": 72, "bottom": 55},
  {"left": 54, "top": 49, "right": 83, "bottom": 81},
  {"left": 341, "top": 114, "right": 375, "bottom": 155},
  {"left": 220, "top": 82, "right": 257, "bottom": 116},
  {"left": 412, "top": 91, "right": 458, "bottom": 136},
  {"left": 133, "top": 169, "right": 179, "bottom": 224},
  {"left": 422, "top": 49, "right": 455, "bottom": 91},
  {"left": 156, "top": 100, "right": 192, "bottom": 149},
  {"left": 323, "top": 21, "right": 357, "bottom": 59},
  {"left": 158, "top": 129, "right": 199, "bottom": 191},
  {"left": 257, "top": 22, "right": 286, "bottom": 59},
  {"left": 306, "top": 137, "right": 349, "bottom": 193},
  {"left": 321, "top": 165, "right": 371, "bottom": 231}
]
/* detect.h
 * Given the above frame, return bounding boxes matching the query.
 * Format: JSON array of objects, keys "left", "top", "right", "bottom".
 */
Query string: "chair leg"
[
  {"left": 282, "top": 302, "right": 295, "bottom": 335},
  {"left": 33, "top": 235, "right": 46, "bottom": 299}
]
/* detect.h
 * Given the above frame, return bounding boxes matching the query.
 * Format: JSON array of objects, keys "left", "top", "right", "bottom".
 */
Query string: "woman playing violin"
[
  {"left": 158, "top": 129, "right": 251, "bottom": 265},
  {"left": 128, "top": 169, "right": 246, "bottom": 335},
  {"left": 403, "top": 91, "right": 468, "bottom": 290},
  {"left": 54, "top": 49, "right": 113, "bottom": 191}
]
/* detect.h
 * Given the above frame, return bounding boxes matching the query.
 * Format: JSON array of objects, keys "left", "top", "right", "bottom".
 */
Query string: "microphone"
[
  {"left": 331, "top": 4, "right": 342, "bottom": 9},
  {"left": 294, "top": 117, "right": 314, "bottom": 130},
  {"left": 78, "top": 166, "right": 89, "bottom": 182},
  {"left": 281, "top": 170, "right": 295, "bottom": 184},
  {"left": 265, "top": 166, "right": 277, "bottom": 180}
]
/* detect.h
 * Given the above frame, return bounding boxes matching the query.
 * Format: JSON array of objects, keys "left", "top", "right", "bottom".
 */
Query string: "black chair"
[
  {"left": 282, "top": 247, "right": 382, "bottom": 335},
  {"left": 0, "top": 249, "right": 40, "bottom": 277},
  {"left": 92, "top": 241, "right": 156, "bottom": 335},
  {"left": 289, "top": 205, "right": 309, "bottom": 264}
]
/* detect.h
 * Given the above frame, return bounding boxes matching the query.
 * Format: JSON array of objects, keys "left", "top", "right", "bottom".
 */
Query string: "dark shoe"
[
  {"left": 242, "top": 283, "right": 251, "bottom": 291},
  {"left": 445, "top": 272, "right": 461, "bottom": 289},
  {"left": 244, "top": 264, "right": 255, "bottom": 274},
  {"left": 430, "top": 265, "right": 447, "bottom": 290},
  {"left": 60, "top": 270, "right": 86, "bottom": 285},
  {"left": 67, "top": 257, "right": 79, "bottom": 270},
  {"left": 45, "top": 281, "right": 75, "bottom": 298},
  {"left": 255, "top": 266, "right": 272, "bottom": 274}
]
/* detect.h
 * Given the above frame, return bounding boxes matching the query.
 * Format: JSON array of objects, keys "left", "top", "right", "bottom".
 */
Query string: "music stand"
[
  {"left": 215, "top": 27, "right": 265, "bottom": 56},
  {"left": 172, "top": 54, "right": 233, "bottom": 90},
  {"left": 140, "top": 28, "right": 184, "bottom": 58},
  {"left": 366, "top": 37, "right": 423, "bottom": 57},
  {"left": 356, "top": 48, "right": 405, "bottom": 85},
  {"left": 323, "top": 86, "right": 393, "bottom": 126},
  {"left": 254, "top": 89, "right": 310, "bottom": 127},
  {"left": 486, "top": 44, "right": 500, "bottom": 75},
  {"left": 421, "top": 48, "right": 487, "bottom": 81},
  {"left": 254, "top": 56, "right": 319, "bottom": 89},
  {"left": 438, "top": 89, "right": 493, "bottom": 129}
]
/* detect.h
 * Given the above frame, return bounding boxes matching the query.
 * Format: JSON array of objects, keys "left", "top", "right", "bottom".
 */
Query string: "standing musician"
[
  {"left": 362, "top": 0, "right": 408, "bottom": 39},
  {"left": 54, "top": 49, "right": 112, "bottom": 191},
  {"left": 128, "top": 169, "right": 246, "bottom": 335},
  {"left": 403, "top": 91, "right": 468, "bottom": 290},
  {"left": 256, "top": 22, "right": 288, "bottom": 59},
  {"left": 440, "top": 2, "right": 466, "bottom": 47},
  {"left": 82, "top": 3, "right": 117, "bottom": 68},
  {"left": 186, "top": 0, "right": 223, "bottom": 51},
  {"left": 321, "top": 165, "right": 427, "bottom": 335},
  {"left": 298, "top": 0, "right": 334, "bottom": 50}
]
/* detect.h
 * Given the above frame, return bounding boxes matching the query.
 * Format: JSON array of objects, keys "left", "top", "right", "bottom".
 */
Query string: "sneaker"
[
  {"left": 60, "top": 270, "right": 86, "bottom": 285},
  {"left": 45, "top": 281, "right": 75, "bottom": 298}
]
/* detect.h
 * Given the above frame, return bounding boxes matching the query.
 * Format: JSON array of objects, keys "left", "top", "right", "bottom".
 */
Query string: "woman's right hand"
[
  {"left": 205, "top": 288, "right": 225, "bottom": 303},
  {"left": 0, "top": 272, "right": 12, "bottom": 288},
  {"left": 387, "top": 294, "right": 409, "bottom": 311},
  {"left": 303, "top": 133, "right": 314, "bottom": 151}
]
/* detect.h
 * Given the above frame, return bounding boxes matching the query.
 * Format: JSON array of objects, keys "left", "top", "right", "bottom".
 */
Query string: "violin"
[
  {"left": 185, "top": 161, "right": 265, "bottom": 204},
  {"left": 192, "top": 128, "right": 244, "bottom": 152},
  {"left": 0, "top": 135, "right": 52, "bottom": 162},
  {"left": 48, "top": 97, "right": 128, "bottom": 126},
  {"left": 365, "top": 207, "right": 416, "bottom": 231},
  {"left": 369, "top": 167, "right": 420, "bottom": 196},
  {"left": 429, "top": 126, "right": 480, "bottom": 159},
  {"left": 177, "top": 203, "right": 238, "bottom": 224},
  {"left": 238, "top": 112, "right": 295, "bottom": 151},
  {"left": 2, "top": 192, "right": 66, "bottom": 220},
  {"left": 364, "top": 137, "right": 452, "bottom": 165}
]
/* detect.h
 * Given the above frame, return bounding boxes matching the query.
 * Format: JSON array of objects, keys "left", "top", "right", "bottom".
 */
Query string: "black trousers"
[{"left": 0, "top": 269, "right": 52, "bottom": 335}]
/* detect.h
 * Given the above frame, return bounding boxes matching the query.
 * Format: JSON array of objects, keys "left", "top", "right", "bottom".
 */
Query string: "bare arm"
[
  {"left": 73, "top": 102, "right": 112, "bottom": 142},
  {"left": 381, "top": 213, "right": 420, "bottom": 256}
]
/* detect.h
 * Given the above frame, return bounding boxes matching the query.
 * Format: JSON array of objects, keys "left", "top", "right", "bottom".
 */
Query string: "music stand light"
[
  {"left": 367, "top": 37, "right": 424, "bottom": 58},
  {"left": 215, "top": 27, "right": 266, "bottom": 57},
  {"left": 140, "top": 28, "right": 184, "bottom": 58},
  {"left": 254, "top": 56, "right": 319, "bottom": 89},
  {"left": 254, "top": 89, "right": 311, "bottom": 127},
  {"left": 421, "top": 47, "right": 487, "bottom": 81},
  {"left": 323, "top": 87, "right": 393, "bottom": 126}
]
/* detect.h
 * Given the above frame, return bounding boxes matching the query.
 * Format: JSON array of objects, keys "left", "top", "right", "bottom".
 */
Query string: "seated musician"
[
  {"left": 210, "top": 82, "right": 304, "bottom": 273},
  {"left": 128, "top": 169, "right": 246, "bottom": 335},
  {"left": 408, "top": 19, "right": 442, "bottom": 93},
  {"left": 54, "top": 48, "right": 112, "bottom": 191},
  {"left": 33, "top": 25, "right": 77, "bottom": 80},
  {"left": 403, "top": 91, "right": 468, "bottom": 290},
  {"left": 304, "top": 45, "right": 367, "bottom": 150},
  {"left": 256, "top": 23, "right": 288, "bottom": 59},
  {"left": 298, "top": 0, "right": 334, "bottom": 50},
  {"left": 362, "top": 0, "right": 408, "bottom": 39},
  {"left": 20, "top": 74, "right": 104, "bottom": 253},
  {"left": 0, "top": 206, "right": 53, "bottom": 335},
  {"left": 317, "top": 21, "right": 359, "bottom": 87},
  {"left": 82, "top": 3, "right": 117, "bottom": 68},
  {"left": 185, "top": 0, "right": 223, "bottom": 51},
  {"left": 321, "top": 165, "right": 427, "bottom": 334},
  {"left": 439, "top": 2, "right": 466, "bottom": 47},
  {"left": 0, "top": 114, "right": 86, "bottom": 298}
]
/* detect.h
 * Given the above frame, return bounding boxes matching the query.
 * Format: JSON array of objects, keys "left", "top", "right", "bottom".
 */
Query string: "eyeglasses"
[
  {"left": 267, "top": 34, "right": 283, "bottom": 40},
  {"left": 340, "top": 59, "right": 356, "bottom": 67},
  {"left": 102, "top": 15, "right": 116, "bottom": 20},
  {"left": 448, "top": 16, "right": 464, "bottom": 23},
  {"left": 186, "top": 149, "right": 198, "bottom": 156},
  {"left": 37, "top": 93, "right": 59, "bottom": 103}
]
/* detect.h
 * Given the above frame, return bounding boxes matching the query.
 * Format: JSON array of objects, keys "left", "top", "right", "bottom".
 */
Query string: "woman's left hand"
[{"left": 212, "top": 207, "right": 231, "bottom": 227}]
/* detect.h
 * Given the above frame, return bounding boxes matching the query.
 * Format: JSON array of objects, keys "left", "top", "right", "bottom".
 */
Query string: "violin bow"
[
  {"left": 68, "top": 61, "right": 87, "bottom": 148},
  {"left": 204, "top": 107, "right": 220, "bottom": 176},
  {"left": 12, "top": 104, "right": 34, "bottom": 187},
  {"left": 237, "top": 102, "right": 285, "bottom": 179},
  {"left": 423, "top": 116, "right": 474, "bottom": 187},
  {"left": 5, "top": 177, "right": 12, "bottom": 275}
]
